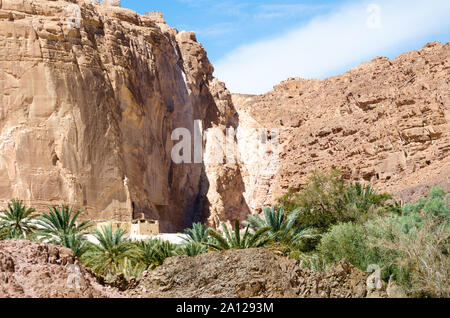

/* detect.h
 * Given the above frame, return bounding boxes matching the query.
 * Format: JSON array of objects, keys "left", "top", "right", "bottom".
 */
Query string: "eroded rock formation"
[
  {"left": 233, "top": 42, "right": 450, "bottom": 210},
  {"left": 0, "top": 239, "right": 125, "bottom": 297},
  {"left": 0, "top": 0, "right": 248, "bottom": 231},
  {"left": 128, "top": 248, "right": 374, "bottom": 298}
]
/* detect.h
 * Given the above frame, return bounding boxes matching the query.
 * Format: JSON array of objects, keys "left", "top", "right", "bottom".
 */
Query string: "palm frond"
[
  {"left": 37, "top": 204, "right": 91, "bottom": 245},
  {"left": 0, "top": 199, "right": 37, "bottom": 239}
]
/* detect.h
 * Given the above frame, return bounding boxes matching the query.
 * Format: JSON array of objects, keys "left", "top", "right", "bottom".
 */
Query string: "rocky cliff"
[
  {"left": 233, "top": 42, "right": 449, "bottom": 210},
  {"left": 1, "top": 1, "right": 448, "bottom": 230},
  {"left": 0, "top": 0, "right": 248, "bottom": 231}
]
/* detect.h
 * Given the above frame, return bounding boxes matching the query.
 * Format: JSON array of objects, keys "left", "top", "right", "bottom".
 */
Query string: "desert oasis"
[{"left": 0, "top": 0, "right": 448, "bottom": 298}]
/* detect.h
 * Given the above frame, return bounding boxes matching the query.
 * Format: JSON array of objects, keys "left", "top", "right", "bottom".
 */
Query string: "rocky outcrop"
[
  {"left": 0, "top": 0, "right": 248, "bottom": 231},
  {"left": 0, "top": 239, "right": 125, "bottom": 298},
  {"left": 128, "top": 248, "right": 374, "bottom": 298},
  {"left": 233, "top": 42, "right": 450, "bottom": 209}
]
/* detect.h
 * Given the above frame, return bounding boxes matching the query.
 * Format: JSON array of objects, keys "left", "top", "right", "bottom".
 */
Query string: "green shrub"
[
  {"left": 121, "top": 257, "right": 147, "bottom": 280},
  {"left": 400, "top": 187, "right": 449, "bottom": 233},
  {"left": 0, "top": 227, "right": 8, "bottom": 240},
  {"left": 317, "top": 222, "right": 371, "bottom": 270},
  {"left": 290, "top": 252, "right": 327, "bottom": 272},
  {"left": 367, "top": 189, "right": 450, "bottom": 297},
  {"left": 316, "top": 220, "right": 405, "bottom": 283},
  {"left": 345, "top": 182, "right": 393, "bottom": 220},
  {"left": 277, "top": 170, "right": 392, "bottom": 232},
  {"left": 368, "top": 213, "right": 449, "bottom": 297},
  {"left": 278, "top": 170, "right": 348, "bottom": 231}
]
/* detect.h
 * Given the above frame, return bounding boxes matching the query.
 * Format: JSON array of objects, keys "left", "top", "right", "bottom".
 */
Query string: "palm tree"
[
  {"left": 244, "top": 206, "right": 318, "bottom": 247},
  {"left": 0, "top": 199, "right": 37, "bottom": 239},
  {"left": 81, "top": 224, "right": 137, "bottom": 276},
  {"left": 37, "top": 204, "right": 91, "bottom": 245},
  {"left": 345, "top": 182, "right": 392, "bottom": 214},
  {"left": 178, "top": 241, "right": 208, "bottom": 257},
  {"left": 207, "top": 220, "right": 271, "bottom": 250},
  {"left": 0, "top": 227, "right": 7, "bottom": 240},
  {"left": 183, "top": 222, "right": 209, "bottom": 244},
  {"left": 121, "top": 257, "right": 146, "bottom": 279},
  {"left": 134, "top": 239, "right": 178, "bottom": 270},
  {"left": 61, "top": 234, "right": 89, "bottom": 258},
  {"left": 244, "top": 206, "right": 285, "bottom": 232}
]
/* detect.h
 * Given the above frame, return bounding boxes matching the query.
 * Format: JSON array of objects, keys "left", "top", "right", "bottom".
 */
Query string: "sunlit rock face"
[
  {"left": 232, "top": 42, "right": 450, "bottom": 206},
  {"left": 0, "top": 0, "right": 249, "bottom": 232},
  {"left": 1, "top": 1, "right": 447, "bottom": 233}
]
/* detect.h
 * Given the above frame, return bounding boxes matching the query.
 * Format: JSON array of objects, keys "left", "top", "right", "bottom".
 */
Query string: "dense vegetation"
[
  {"left": 278, "top": 170, "right": 449, "bottom": 297},
  {"left": 0, "top": 169, "right": 448, "bottom": 297}
]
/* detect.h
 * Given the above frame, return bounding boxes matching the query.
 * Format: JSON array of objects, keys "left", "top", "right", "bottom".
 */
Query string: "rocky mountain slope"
[
  {"left": 0, "top": 239, "right": 124, "bottom": 297},
  {"left": 233, "top": 42, "right": 449, "bottom": 210},
  {"left": 0, "top": 0, "right": 248, "bottom": 231}
]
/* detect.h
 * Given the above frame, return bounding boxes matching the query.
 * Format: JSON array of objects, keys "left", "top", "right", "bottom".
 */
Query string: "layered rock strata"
[{"left": 0, "top": 0, "right": 248, "bottom": 231}]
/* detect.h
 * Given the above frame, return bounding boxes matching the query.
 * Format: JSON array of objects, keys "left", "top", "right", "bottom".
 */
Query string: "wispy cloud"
[
  {"left": 195, "top": 22, "right": 237, "bottom": 37},
  {"left": 214, "top": 0, "right": 450, "bottom": 94},
  {"left": 254, "top": 4, "right": 327, "bottom": 20}
]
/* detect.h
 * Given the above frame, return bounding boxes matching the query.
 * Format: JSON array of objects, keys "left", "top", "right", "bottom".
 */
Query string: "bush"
[
  {"left": 277, "top": 170, "right": 392, "bottom": 232},
  {"left": 400, "top": 187, "right": 449, "bottom": 233},
  {"left": 312, "top": 219, "right": 410, "bottom": 284},
  {"left": 316, "top": 188, "right": 449, "bottom": 297},
  {"left": 278, "top": 170, "right": 349, "bottom": 231},
  {"left": 367, "top": 189, "right": 450, "bottom": 297},
  {"left": 368, "top": 214, "right": 449, "bottom": 297},
  {"left": 317, "top": 222, "right": 371, "bottom": 270},
  {"left": 345, "top": 182, "right": 394, "bottom": 220},
  {"left": 290, "top": 252, "right": 327, "bottom": 272}
]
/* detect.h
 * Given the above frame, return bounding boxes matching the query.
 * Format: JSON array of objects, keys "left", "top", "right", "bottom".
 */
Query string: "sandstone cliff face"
[
  {"left": 0, "top": 0, "right": 247, "bottom": 231},
  {"left": 1, "top": 1, "right": 448, "bottom": 230},
  {"left": 233, "top": 42, "right": 450, "bottom": 209}
]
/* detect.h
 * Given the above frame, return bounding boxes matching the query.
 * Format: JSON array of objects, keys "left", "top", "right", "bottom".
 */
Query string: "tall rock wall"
[
  {"left": 233, "top": 42, "right": 450, "bottom": 210},
  {"left": 1, "top": 1, "right": 448, "bottom": 229},
  {"left": 0, "top": 0, "right": 248, "bottom": 231}
]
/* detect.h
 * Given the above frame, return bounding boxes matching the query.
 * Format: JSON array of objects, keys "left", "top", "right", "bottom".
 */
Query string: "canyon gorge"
[{"left": 0, "top": 0, "right": 449, "bottom": 232}]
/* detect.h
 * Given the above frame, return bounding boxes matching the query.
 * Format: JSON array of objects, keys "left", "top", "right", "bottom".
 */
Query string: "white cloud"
[
  {"left": 214, "top": 0, "right": 450, "bottom": 94},
  {"left": 254, "top": 4, "right": 326, "bottom": 20},
  {"left": 195, "top": 22, "right": 236, "bottom": 37}
]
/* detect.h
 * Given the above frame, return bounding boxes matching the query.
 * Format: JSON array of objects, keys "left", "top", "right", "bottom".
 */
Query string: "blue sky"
[{"left": 122, "top": 0, "right": 450, "bottom": 94}]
